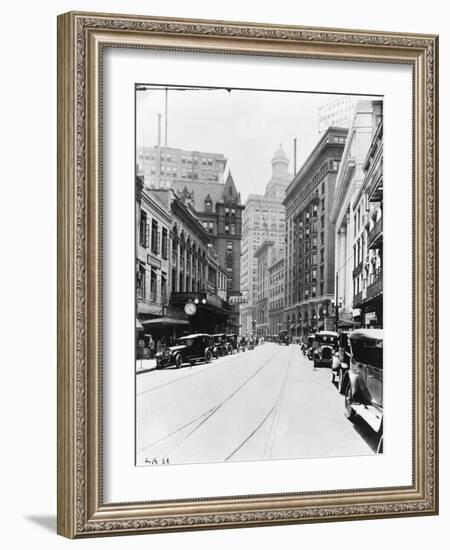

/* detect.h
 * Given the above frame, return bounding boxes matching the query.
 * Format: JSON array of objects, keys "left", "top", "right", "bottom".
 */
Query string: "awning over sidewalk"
[
  {"left": 141, "top": 317, "right": 189, "bottom": 326},
  {"left": 338, "top": 319, "right": 359, "bottom": 328}
]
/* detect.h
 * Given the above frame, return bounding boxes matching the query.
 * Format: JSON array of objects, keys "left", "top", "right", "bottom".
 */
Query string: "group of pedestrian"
[{"left": 142, "top": 334, "right": 170, "bottom": 359}]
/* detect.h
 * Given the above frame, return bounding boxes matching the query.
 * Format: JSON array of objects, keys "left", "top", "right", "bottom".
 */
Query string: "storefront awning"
[
  {"left": 141, "top": 317, "right": 189, "bottom": 326},
  {"left": 338, "top": 319, "right": 359, "bottom": 328},
  {"left": 296, "top": 323, "right": 302, "bottom": 329}
]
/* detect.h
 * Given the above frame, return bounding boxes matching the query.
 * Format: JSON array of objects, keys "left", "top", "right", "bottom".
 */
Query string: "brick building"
[
  {"left": 283, "top": 127, "right": 348, "bottom": 337},
  {"left": 171, "top": 172, "right": 243, "bottom": 330}
]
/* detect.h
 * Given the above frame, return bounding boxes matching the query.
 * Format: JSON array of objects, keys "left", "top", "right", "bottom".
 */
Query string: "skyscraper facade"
[{"left": 240, "top": 145, "right": 292, "bottom": 335}]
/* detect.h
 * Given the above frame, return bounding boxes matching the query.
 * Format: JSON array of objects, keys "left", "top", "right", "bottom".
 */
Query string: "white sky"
[{"left": 136, "top": 87, "right": 379, "bottom": 202}]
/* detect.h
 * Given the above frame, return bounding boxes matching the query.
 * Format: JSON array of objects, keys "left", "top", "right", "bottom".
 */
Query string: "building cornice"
[
  {"left": 284, "top": 127, "right": 348, "bottom": 204},
  {"left": 141, "top": 188, "right": 173, "bottom": 224},
  {"left": 171, "top": 198, "right": 211, "bottom": 244}
]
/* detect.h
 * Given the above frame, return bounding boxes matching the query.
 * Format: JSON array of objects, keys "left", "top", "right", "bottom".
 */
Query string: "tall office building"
[
  {"left": 283, "top": 127, "right": 348, "bottom": 337},
  {"left": 137, "top": 145, "right": 227, "bottom": 189},
  {"left": 240, "top": 145, "right": 292, "bottom": 335}
]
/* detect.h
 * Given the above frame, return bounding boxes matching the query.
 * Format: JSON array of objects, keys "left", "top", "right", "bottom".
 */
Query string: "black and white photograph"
[{"left": 135, "top": 85, "right": 383, "bottom": 467}]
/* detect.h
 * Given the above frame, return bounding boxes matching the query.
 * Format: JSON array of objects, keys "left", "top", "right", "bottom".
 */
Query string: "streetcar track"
[
  {"left": 137, "top": 407, "right": 215, "bottom": 453},
  {"left": 263, "top": 347, "right": 295, "bottom": 458},
  {"left": 136, "top": 351, "right": 252, "bottom": 396},
  {"left": 225, "top": 404, "right": 277, "bottom": 461},
  {"left": 138, "top": 348, "right": 281, "bottom": 457},
  {"left": 225, "top": 346, "right": 295, "bottom": 461}
]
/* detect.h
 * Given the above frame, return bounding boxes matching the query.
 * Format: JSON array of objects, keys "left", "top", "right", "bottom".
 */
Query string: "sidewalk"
[{"left": 136, "top": 358, "right": 157, "bottom": 374}]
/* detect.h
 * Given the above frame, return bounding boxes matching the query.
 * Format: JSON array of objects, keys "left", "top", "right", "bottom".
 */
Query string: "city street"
[{"left": 136, "top": 343, "right": 378, "bottom": 466}]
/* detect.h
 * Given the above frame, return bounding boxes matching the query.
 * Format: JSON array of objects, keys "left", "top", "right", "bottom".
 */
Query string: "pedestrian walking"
[{"left": 148, "top": 334, "right": 155, "bottom": 359}]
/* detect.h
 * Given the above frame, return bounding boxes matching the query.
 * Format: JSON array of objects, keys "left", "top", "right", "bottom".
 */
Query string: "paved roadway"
[{"left": 136, "top": 343, "right": 378, "bottom": 466}]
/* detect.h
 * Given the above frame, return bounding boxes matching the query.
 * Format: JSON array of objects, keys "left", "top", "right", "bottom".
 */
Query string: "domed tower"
[
  {"left": 271, "top": 144, "right": 289, "bottom": 177},
  {"left": 265, "top": 144, "right": 292, "bottom": 200}
]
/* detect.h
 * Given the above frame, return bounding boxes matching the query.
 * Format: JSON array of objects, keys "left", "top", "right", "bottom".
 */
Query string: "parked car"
[
  {"left": 311, "top": 331, "right": 338, "bottom": 368},
  {"left": 238, "top": 335, "right": 248, "bottom": 352},
  {"left": 225, "top": 333, "right": 240, "bottom": 354},
  {"left": 155, "top": 333, "right": 213, "bottom": 369},
  {"left": 331, "top": 331, "right": 351, "bottom": 393},
  {"left": 305, "top": 335, "right": 315, "bottom": 359},
  {"left": 278, "top": 330, "right": 290, "bottom": 345},
  {"left": 341, "top": 329, "right": 383, "bottom": 441},
  {"left": 211, "top": 333, "right": 227, "bottom": 358},
  {"left": 247, "top": 337, "right": 255, "bottom": 350}
]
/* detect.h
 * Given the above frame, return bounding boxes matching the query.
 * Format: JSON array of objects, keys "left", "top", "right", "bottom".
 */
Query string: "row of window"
[
  {"left": 269, "top": 298, "right": 284, "bottom": 310},
  {"left": 200, "top": 221, "right": 237, "bottom": 235},
  {"left": 137, "top": 264, "right": 168, "bottom": 304},
  {"left": 299, "top": 283, "right": 324, "bottom": 300},
  {"left": 269, "top": 270, "right": 284, "bottom": 286},
  {"left": 269, "top": 285, "right": 284, "bottom": 298},
  {"left": 139, "top": 211, "right": 169, "bottom": 259},
  {"left": 353, "top": 264, "right": 382, "bottom": 298}
]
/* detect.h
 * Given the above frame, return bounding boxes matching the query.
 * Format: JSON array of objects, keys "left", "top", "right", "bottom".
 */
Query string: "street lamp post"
[
  {"left": 321, "top": 305, "right": 328, "bottom": 330},
  {"left": 331, "top": 298, "right": 343, "bottom": 332}
]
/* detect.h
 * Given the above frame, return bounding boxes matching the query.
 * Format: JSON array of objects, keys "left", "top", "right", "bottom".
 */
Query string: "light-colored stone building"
[
  {"left": 268, "top": 248, "right": 285, "bottom": 336},
  {"left": 137, "top": 145, "right": 227, "bottom": 189},
  {"left": 240, "top": 145, "right": 292, "bottom": 335},
  {"left": 136, "top": 177, "right": 172, "bottom": 322},
  {"left": 352, "top": 102, "right": 383, "bottom": 328},
  {"left": 330, "top": 100, "right": 380, "bottom": 328}
]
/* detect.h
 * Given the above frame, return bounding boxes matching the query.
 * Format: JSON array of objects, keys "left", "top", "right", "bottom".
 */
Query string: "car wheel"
[
  {"left": 344, "top": 383, "right": 356, "bottom": 421},
  {"left": 205, "top": 350, "right": 212, "bottom": 363},
  {"left": 175, "top": 354, "right": 183, "bottom": 369}
]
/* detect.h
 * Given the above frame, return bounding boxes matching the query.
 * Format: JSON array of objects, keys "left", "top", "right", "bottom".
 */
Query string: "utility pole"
[
  {"left": 164, "top": 88, "right": 168, "bottom": 186},
  {"left": 335, "top": 272, "right": 339, "bottom": 332},
  {"left": 157, "top": 113, "right": 162, "bottom": 188},
  {"left": 165, "top": 88, "right": 168, "bottom": 150},
  {"left": 293, "top": 138, "right": 298, "bottom": 175}
]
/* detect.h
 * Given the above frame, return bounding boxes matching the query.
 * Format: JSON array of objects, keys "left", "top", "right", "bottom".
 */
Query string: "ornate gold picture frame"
[{"left": 57, "top": 11, "right": 438, "bottom": 538}]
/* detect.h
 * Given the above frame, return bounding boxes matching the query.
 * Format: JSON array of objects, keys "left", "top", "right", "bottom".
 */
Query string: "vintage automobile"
[
  {"left": 155, "top": 333, "right": 213, "bottom": 369},
  {"left": 311, "top": 331, "right": 338, "bottom": 368},
  {"left": 211, "top": 333, "right": 227, "bottom": 358},
  {"left": 341, "top": 329, "right": 383, "bottom": 439},
  {"left": 331, "top": 331, "right": 351, "bottom": 393},
  {"left": 278, "top": 330, "right": 290, "bottom": 346},
  {"left": 305, "top": 335, "right": 315, "bottom": 359},
  {"left": 225, "top": 333, "right": 240, "bottom": 354}
]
